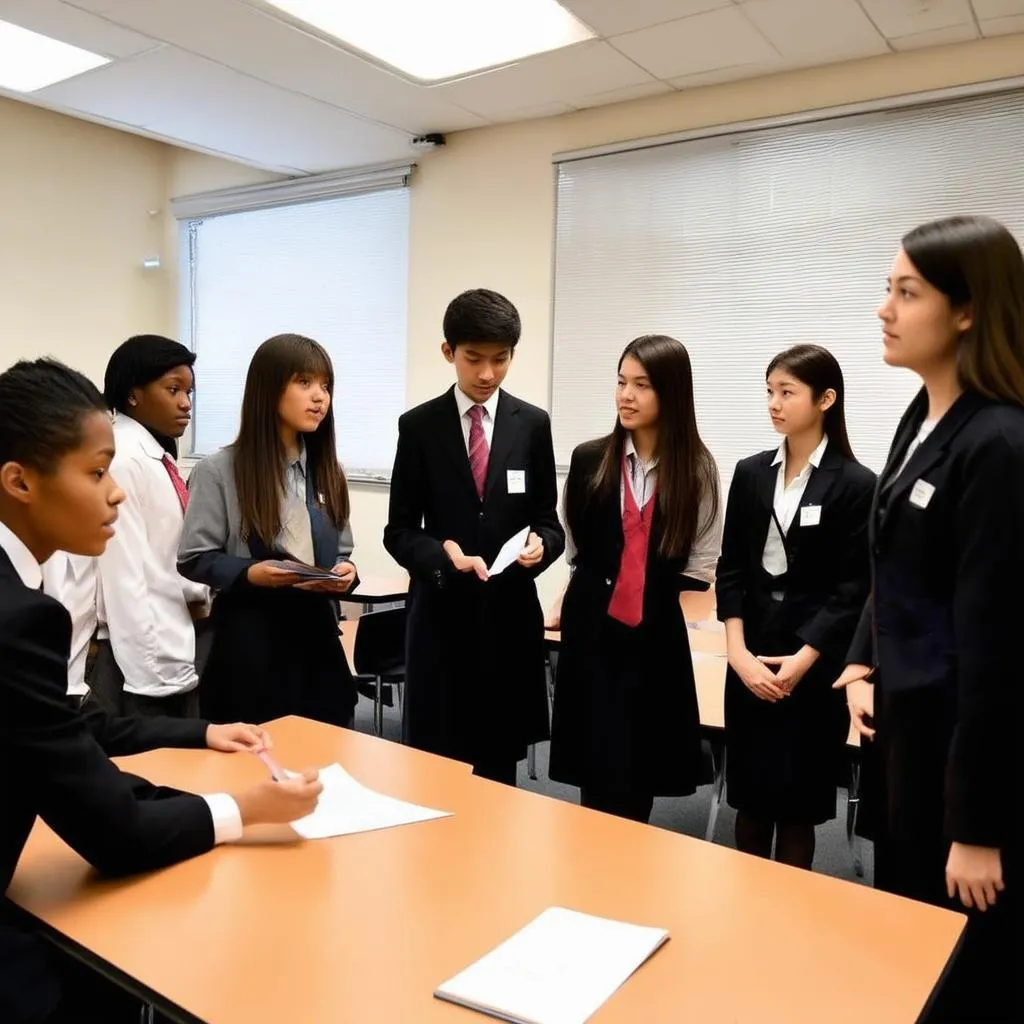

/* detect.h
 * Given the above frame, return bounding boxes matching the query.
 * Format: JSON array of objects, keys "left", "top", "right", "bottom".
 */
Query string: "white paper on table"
[
  {"left": 434, "top": 907, "right": 669, "bottom": 1024},
  {"left": 487, "top": 526, "right": 531, "bottom": 577},
  {"left": 288, "top": 763, "right": 451, "bottom": 840}
]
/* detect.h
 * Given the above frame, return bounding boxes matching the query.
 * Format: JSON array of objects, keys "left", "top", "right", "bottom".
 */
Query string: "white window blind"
[
  {"left": 180, "top": 187, "right": 409, "bottom": 480},
  {"left": 552, "top": 89, "right": 1024, "bottom": 492}
]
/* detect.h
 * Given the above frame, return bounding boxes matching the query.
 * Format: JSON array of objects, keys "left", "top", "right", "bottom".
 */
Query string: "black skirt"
[
  {"left": 724, "top": 581, "right": 849, "bottom": 824},
  {"left": 199, "top": 584, "right": 356, "bottom": 728}
]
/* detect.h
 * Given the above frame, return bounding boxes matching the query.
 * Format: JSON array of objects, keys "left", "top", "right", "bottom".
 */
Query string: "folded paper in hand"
[
  {"left": 289, "top": 763, "right": 452, "bottom": 840},
  {"left": 487, "top": 526, "right": 531, "bottom": 577}
]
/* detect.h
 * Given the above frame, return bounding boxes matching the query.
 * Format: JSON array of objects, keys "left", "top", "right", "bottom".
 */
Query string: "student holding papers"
[
  {"left": 384, "top": 289, "right": 564, "bottom": 784},
  {"left": 0, "top": 359, "right": 322, "bottom": 1024},
  {"left": 549, "top": 336, "right": 721, "bottom": 822},
  {"left": 179, "top": 334, "right": 358, "bottom": 728}
]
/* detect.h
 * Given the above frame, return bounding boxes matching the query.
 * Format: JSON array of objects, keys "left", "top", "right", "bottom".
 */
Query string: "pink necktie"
[
  {"left": 468, "top": 404, "right": 489, "bottom": 500},
  {"left": 162, "top": 454, "right": 189, "bottom": 513}
]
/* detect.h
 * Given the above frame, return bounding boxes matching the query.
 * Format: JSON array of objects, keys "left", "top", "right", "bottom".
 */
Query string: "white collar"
[
  {"left": 772, "top": 434, "right": 828, "bottom": 470},
  {"left": 625, "top": 433, "right": 658, "bottom": 470},
  {"left": 0, "top": 519, "right": 43, "bottom": 590},
  {"left": 454, "top": 385, "right": 500, "bottom": 421},
  {"left": 113, "top": 412, "right": 166, "bottom": 461}
]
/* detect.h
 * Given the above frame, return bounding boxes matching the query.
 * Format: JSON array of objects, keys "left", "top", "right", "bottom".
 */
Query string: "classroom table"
[{"left": 9, "top": 716, "right": 963, "bottom": 1024}]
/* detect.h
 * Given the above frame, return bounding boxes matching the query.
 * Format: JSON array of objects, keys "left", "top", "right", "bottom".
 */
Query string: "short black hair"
[
  {"left": 103, "top": 335, "right": 196, "bottom": 414},
  {"left": 442, "top": 289, "right": 521, "bottom": 351},
  {"left": 0, "top": 359, "right": 108, "bottom": 473}
]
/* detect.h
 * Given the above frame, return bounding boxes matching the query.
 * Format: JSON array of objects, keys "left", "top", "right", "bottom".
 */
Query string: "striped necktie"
[{"left": 468, "top": 404, "right": 489, "bottom": 500}]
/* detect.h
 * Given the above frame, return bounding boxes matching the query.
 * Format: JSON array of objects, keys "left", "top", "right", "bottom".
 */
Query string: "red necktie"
[
  {"left": 607, "top": 454, "right": 656, "bottom": 627},
  {"left": 468, "top": 404, "right": 489, "bottom": 500},
  {"left": 162, "top": 454, "right": 189, "bottom": 513}
]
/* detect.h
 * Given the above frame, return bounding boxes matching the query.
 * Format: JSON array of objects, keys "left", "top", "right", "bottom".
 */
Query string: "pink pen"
[{"left": 254, "top": 748, "right": 288, "bottom": 782}]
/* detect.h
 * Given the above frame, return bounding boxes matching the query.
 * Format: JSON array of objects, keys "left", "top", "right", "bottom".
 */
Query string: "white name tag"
[
  {"left": 506, "top": 470, "right": 526, "bottom": 494},
  {"left": 799, "top": 504, "right": 822, "bottom": 527},
  {"left": 909, "top": 478, "right": 935, "bottom": 509}
]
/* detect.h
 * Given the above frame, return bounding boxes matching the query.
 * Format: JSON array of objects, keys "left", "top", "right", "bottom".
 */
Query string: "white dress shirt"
[
  {"left": 454, "top": 385, "right": 499, "bottom": 451},
  {"left": 41, "top": 552, "right": 97, "bottom": 697},
  {"left": 564, "top": 433, "right": 723, "bottom": 584},
  {"left": 762, "top": 435, "right": 829, "bottom": 577},
  {"left": 0, "top": 521, "right": 240, "bottom": 843},
  {"left": 97, "top": 415, "right": 209, "bottom": 698}
]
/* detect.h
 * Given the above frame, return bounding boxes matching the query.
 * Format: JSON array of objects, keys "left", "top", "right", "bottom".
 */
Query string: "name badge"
[
  {"left": 799, "top": 504, "right": 822, "bottom": 527},
  {"left": 507, "top": 470, "right": 526, "bottom": 494},
  {"left": 909, "top": 479, "right": 935, "bottom": 509}
]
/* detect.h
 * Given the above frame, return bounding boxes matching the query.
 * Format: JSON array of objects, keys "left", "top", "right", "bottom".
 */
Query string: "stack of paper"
[
  {"left": 264, "top": 559, "right": 341, "bottom": 582},
  {"left": 289, "top": 763, "right": 451, "bottom": 840},
  {"left": 434, "top": 907, "right": 669, "bottom": 1024}
]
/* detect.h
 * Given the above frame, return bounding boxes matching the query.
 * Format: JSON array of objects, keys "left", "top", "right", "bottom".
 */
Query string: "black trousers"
[{"left": 580, "top": 787, "right": 654, "bottom": 824}]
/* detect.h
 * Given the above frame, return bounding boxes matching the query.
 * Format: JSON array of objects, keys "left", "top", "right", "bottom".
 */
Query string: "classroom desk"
[{"left": 9, "top": 716, "right": 963, "bottom": 1024}]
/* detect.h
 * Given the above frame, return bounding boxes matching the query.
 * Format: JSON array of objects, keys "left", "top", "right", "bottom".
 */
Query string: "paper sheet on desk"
[
  {"left": 289, "top": 763, "right": 451, "bottom": 840},
  {"left": 435, "top": 907, "right": 669, "bottom": 1024},
  {"left": 488, "top": 527, "right": 531, "bottom": 577}
]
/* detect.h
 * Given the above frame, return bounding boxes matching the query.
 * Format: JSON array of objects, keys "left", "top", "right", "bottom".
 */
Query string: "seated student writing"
[
  {"left": 179, "top": 334, "right": 358, "bottom": 728},
  {"left": 548, "top": 335, "right": 721, "bottom": 823},
  {"left": 0, "top": 359, "right": 322, "bottom": 1024},
  {"left": 384, "top": 289, "right": 565, "bottom": 784},
  {"left": 716, "top": 345, "right": 874, "bottom": 869}
]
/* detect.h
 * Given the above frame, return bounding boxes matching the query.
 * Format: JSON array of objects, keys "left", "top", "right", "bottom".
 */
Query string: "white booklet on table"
[
  {"left": 288, "top": 763, "right": 451, "bottom": 840},
  {"left": 434, "top": 907, "right": 669, "bottom": 1024}
]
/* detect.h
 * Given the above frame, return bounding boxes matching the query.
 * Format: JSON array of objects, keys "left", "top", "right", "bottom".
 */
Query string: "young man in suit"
[
  {"left": 0, "top": 358, "right": 321, "bottom": 1023},
  {"left": 384, "top": 289, "right": 565, "bottom": 784}
]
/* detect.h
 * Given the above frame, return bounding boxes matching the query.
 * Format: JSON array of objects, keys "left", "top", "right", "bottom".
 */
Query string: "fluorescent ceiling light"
[
  {"left": 263, "top": 0, "right": 596, "bottom": 82},
  {"left": 0, "top": 18, "right": 109, "bottom": 92}
]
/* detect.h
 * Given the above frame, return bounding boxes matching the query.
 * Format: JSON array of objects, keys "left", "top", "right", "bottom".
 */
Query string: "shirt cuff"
[{"left": 201, "top": 793, "right": 244, "bottom": 844}]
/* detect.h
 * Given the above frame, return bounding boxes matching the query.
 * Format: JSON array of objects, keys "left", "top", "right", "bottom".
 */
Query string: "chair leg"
[
  {"left": 847, "top": 760, "right": 864, "bottom": 878},
  {"left": 704, "top": 741, "right": 726, "bottom": 843},
  {"left": 527, "top": 743, "right": 537, "bottom": 781},
  {"left": 374, "top": 675, "right": 383, "bottom": 737}
]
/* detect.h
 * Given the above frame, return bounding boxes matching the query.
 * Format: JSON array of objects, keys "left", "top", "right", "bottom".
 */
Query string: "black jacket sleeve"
[{"left": 715, "top": 460, "right": 751, "bottom": 622}]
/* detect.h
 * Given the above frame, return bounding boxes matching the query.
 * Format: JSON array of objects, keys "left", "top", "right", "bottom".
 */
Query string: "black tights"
[{"left": 735, "top": 812, "right": 816, "bottom": 870}]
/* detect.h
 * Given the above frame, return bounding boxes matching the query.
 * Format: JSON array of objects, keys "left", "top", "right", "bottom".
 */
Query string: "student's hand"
[
  {"left": 234, "top": 770, "right": 323, "bottom": 826},
  {"left": 729, "top": 647, "right": 787, "bottom": 702},
  {"left": 833, "top": 664, "right": 875, "bottom": 739},
  {"left": 757, "top": 646, "right": 818, "bottom": 693},
  {"left": 188, "top": 600, "right": 210, "bottom": 622},
  {"left": 206, "top": 723, "right": 272, "bottom": 753},
  {"left": 247, "top": 562, "right": 304, "bottom": 588},
  {"left": 516, "top": 532, "right": 544, "bottom": 569},
  {"left": 294, "top": 561, "right": 357, "bottom": 593},
  {"left": 946, "top": 843, "right": 1005, "bottom": 911},
  {"left": 443, "top": 540, "right": 489, "bottom": 581}
]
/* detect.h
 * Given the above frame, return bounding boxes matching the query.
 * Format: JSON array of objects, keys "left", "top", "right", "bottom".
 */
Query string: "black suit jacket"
[
  {"left": 383, "top": 387, "right": 564, "bottom": 762},
  {"left": 717, "top": 442, "right": 876, "bottom": 664},
  {"left": 1, "top": 545, "right": 216, "bottom": 1020},
  {"left": 847, "top": 389, "right": 1024, "bottom": 847}
]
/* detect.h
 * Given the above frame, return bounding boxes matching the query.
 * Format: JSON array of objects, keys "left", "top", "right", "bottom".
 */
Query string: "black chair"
[{"left": 351, "top": 607, "right": 407, "bottom": 736}]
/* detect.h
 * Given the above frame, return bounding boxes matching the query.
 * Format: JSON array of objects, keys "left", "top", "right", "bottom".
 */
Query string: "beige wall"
[
  {"left": 0, "top": 97, "right": 171, "bottom": 385},
  {"left": 6, "top": 35, "right": 1024, "bottom": 603}
]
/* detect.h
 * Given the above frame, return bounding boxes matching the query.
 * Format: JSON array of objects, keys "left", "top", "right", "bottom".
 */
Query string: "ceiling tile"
[
  {"left": 571, "top": 80, "right": 674, "bottom": 109},
  {"left": 890, "top": 22, "right": 979, "bottom": 49},
  {"left": 979, "top": 13, "right": 1024, "bottom": 30},
  {"left": 35, "top": 46, "right": 411, "bottom": 171},
  {"left": 436, "top": 40, "right": 656, "bottom": 119},
  {"left": 971, "top": 1, "right": 1024, "bottom": 18},
  {"left": 485, "top": 101, "right": 575, "bottom": 123},
  {"left": 59, "top": 0, "right": 487, "bottom": 134},
  {"left": 739, "top": 0, "right": 890, "bottom": 63},
  {"left": 857, "top": 0, "right": 973, "bottom": 38},
  {"left": 563, "top": 0, "right": 733, "bottom": 37},
  {"left": 611, "top": 6, "right": 780, "bottom": 80},
  {"left": 0, "top": 0, "right": 157, "bottom": 58},
  {"left": 668, "top": 59, "right": 787, "bottom": 88}
]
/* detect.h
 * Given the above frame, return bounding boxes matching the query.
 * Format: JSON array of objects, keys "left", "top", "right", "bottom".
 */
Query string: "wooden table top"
[{"left": 9, "top": 717, "right": 961, "bottom": 1024}]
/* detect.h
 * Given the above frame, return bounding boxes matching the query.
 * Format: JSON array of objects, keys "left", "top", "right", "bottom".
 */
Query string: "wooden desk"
[
  {"left": 9, "top": 717, "right": 962, "bottom": 1024},
  {"left": 344, "top": 574, "right": 409, "bottom": 610}
]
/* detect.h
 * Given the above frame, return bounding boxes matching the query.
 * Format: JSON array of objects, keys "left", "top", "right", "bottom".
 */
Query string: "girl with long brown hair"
[
  {"left": 178, "top": 334, "right": 358, "bottom": 727},
  {"left": 836, "top": 215, "right": 1023, "bottom": 1020},
  {"left": 548, "top": 335, "right": 721, "bottom": 822}
]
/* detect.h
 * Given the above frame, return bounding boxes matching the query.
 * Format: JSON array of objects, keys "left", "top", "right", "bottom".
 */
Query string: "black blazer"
[
  {"left": 717, "top": 442, "right": 876, "bottom": 663},
  {"left": 848, "top": 389, "right": 1024, "bottom": 847},
  {"left": 382, "top": 387, "right": 564, "bottom": 762}
]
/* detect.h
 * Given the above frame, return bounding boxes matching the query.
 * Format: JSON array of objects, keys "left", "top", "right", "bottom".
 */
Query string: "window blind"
[
  {"left": 551, "top": 89, "right": 1024, "bottom": 491},
  {"left": 180, "top": 187, "right": 409, "bottom": 480}
]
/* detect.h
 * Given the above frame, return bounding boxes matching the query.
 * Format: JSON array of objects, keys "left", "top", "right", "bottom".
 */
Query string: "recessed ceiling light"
[
  {"left": 262, "top": 0, "right": 596, "bottom": 82},
  {"left": 0, "top": 18, "right": 109, "bottom": 92}
]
